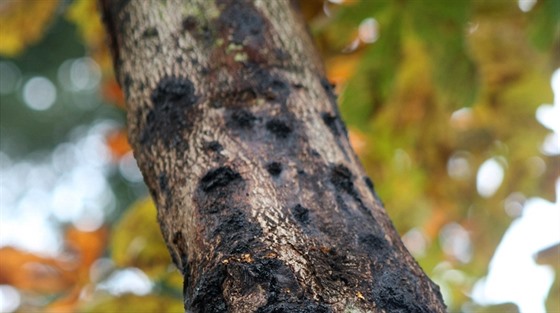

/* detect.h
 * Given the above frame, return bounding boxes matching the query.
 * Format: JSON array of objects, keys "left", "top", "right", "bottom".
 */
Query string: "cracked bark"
[{"left": 99, "top": 0, "right": 446, "bottom": 312}]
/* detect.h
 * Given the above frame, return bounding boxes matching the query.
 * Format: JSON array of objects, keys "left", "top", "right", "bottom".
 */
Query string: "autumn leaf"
[
  {"left": 0, "top": 0, "right": 60, "bottom": 56},
  {"left": 64, "top": 226, "right": 108, "bottom": 277},
  {"left": 66, "top": 0, "right": 112, "bottom": 72},
  {"left": 111, "top": 198, "right": 174, "bottom": 278},
  {"left": 106, "top": 129, "right": 132, "bottom": 160},
  {"left": 79, "top": 294, "right": 183, "bottom": 313},
  {"left": 0, "top": 247, "right": 75, "bottom": 293},
  {"left": 101, "top": 79, "right": 126, "bottom": 108}
]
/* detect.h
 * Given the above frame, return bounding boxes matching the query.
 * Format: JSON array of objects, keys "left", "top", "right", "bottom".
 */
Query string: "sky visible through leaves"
[{"left": 0, "top": 0, "right": 558, "bottom": 312}]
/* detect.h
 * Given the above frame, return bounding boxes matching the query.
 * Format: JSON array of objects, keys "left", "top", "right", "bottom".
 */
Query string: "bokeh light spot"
[
  {"left": 0, "top": 285, "right": 20, "bottom": 313},
  {"left": 476, "top": 158, "right": 504, "bottom": 198},
  {"left": 359, "top": 18, "right": 379, "bottom": 44},
  {"left": 22, "top": 76, "right": 57, "bottom": 111}
]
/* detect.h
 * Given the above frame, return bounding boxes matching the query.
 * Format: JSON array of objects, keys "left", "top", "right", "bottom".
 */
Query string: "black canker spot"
[
  {"left": 263, "top": 80, "right": 289, "bottom": 101},
  {"left": 364, "top": 176, "right": 383, "bottom": 205},
  {"left": 171, "top": 231, "right": 189, "bottom": 274},
  {"left": 266, "top": 119, "right": 292, "bottom": 139},
  {"left": 157, "top": 173, "right": 172, "bottom": 209},
  {"left": 123, "top": 74, "right": 132, "bottom": 98},
  {"left": 321, "top": 112, "right": 341, "bottom": 137},
  {"left": 189, "top": 263, "right": 228, "bottom": 312},
  {"left": 330, "top": 164, "right": 372, "bottom": 214},
  {"left": 372, "top": 268, "right": 433, "bottom": 313},
  {"left": 182, "top": 15, "right": 198, "bottom": 31},
  {"left": 217, "top": 0, "right": 265, "bottom": 44},
  {"left": 141, "top": 76, "right": 197, "bottom": 148},
  {"left": 229, "top": 109, "right": 256, "bottom": 129},
  {"left": 247, "top": 68, "right": 291, "bottom": 105},
  {"left": 216, "top": 69, "right": 290, "bottom": 107},
  {"left": 212, "top": 210, "right": 262, "bottom": 254},
  {"left": 359, "top": 234, "right": 390, "bottom": 260},
  {"left": 330, "top": 164, "right": 354, "bottom": 194},
  {"left": 320, "top": 77, "right": 337, "bottom": 102},
  {"left": 158, "top": 173, "right": 169, "bottom": 193},
  {"left": 291, "top": 204, "right": 309, "bottom": 225},
  {"left": 200, "top": 166, "right": 242, "bottom": 192},
  {"left": 142, "top": 27, "right": 158, "bottom": 38},
  {"left": 364, "top": 176, "right": 374, "bottom": 192},
  {"left": 204, "top": 141, "right": 223, "bottom": 152},
  {"left": 266, "top": 162, "right": 282, "bottom": 177},
  {"left": 151, "top": 76, "right": 196, "bottom": 106}
]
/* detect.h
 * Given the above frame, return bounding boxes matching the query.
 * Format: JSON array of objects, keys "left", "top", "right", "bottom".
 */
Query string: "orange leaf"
[
  {"left": 64, "top": 226, "right": 108, "bottom": 275},
  {"left": 0, "top": 247, "right": 75, "bottom": 293},
  {"left": 101, "top": 78, "right": 126, "bottom": 108},
  {"left": 325, "top": 49, "right": 362, "bottom": 87},
  {"left": 348, "top": 128, "right": 366, "bottom": 156},
  {"left": 106, "top": 129, "right": 131, "bottom": 159},
  {"left": 44, "top": 286, "right": 82, "bottom": 313}
]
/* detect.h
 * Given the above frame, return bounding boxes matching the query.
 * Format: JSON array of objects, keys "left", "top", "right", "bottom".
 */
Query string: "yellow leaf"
[
  {"left": 79, "top": 294, "right": 184, "bottom": 313},
  {"left": 66, "top": 0, "right": 104, "bottom": 48},
  {"left": 0, "top": 0, "right": 60, "bottom": 56},
  {"left": 111, "top": 198, "right": 174, "bottom": 278},
  {"left": 66, "top": 0, "right": 113, "bottom": 72}
]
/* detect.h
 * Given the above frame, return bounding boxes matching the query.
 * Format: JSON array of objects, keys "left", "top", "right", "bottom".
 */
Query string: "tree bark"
[{"left": 100, "top": 0, "right": 446, "bottom": 312}]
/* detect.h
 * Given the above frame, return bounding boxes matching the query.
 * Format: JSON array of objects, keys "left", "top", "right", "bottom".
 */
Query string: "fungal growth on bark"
[{"left": 100, "top": 0, "right": 447, "bottom": 312}]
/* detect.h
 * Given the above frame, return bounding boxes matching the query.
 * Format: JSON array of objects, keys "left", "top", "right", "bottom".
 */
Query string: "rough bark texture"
[{"left": 100, "top": 0, "right": 446, "bottom": 312}]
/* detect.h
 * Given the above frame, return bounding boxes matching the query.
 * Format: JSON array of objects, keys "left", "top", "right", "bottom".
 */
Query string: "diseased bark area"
[{"left": 100, "top": 0, "right": 446, "bottom": 312}]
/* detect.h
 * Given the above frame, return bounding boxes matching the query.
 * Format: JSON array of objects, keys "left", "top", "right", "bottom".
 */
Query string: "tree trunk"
[{"left": 100, "top": 0, "right": 446, "bottom": 312}]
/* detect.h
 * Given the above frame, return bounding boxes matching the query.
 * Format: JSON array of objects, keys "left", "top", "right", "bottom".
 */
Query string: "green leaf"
[
  {"left": 340, "top": 7, "right": 403, "bottom": 129},
  {"left": 322, "top": 0, "right": 391, "bottom": 51},
  {"left": 528, "top": 0, "right": 560, "bottom": 52},
  {"left": 407, "top": 0, "right": 479, "bottom": 108}
]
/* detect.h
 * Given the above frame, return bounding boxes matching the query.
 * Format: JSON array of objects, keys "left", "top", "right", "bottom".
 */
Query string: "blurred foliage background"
[{"left": 0, "top": 0, "right": 558, "bottom": 312}]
